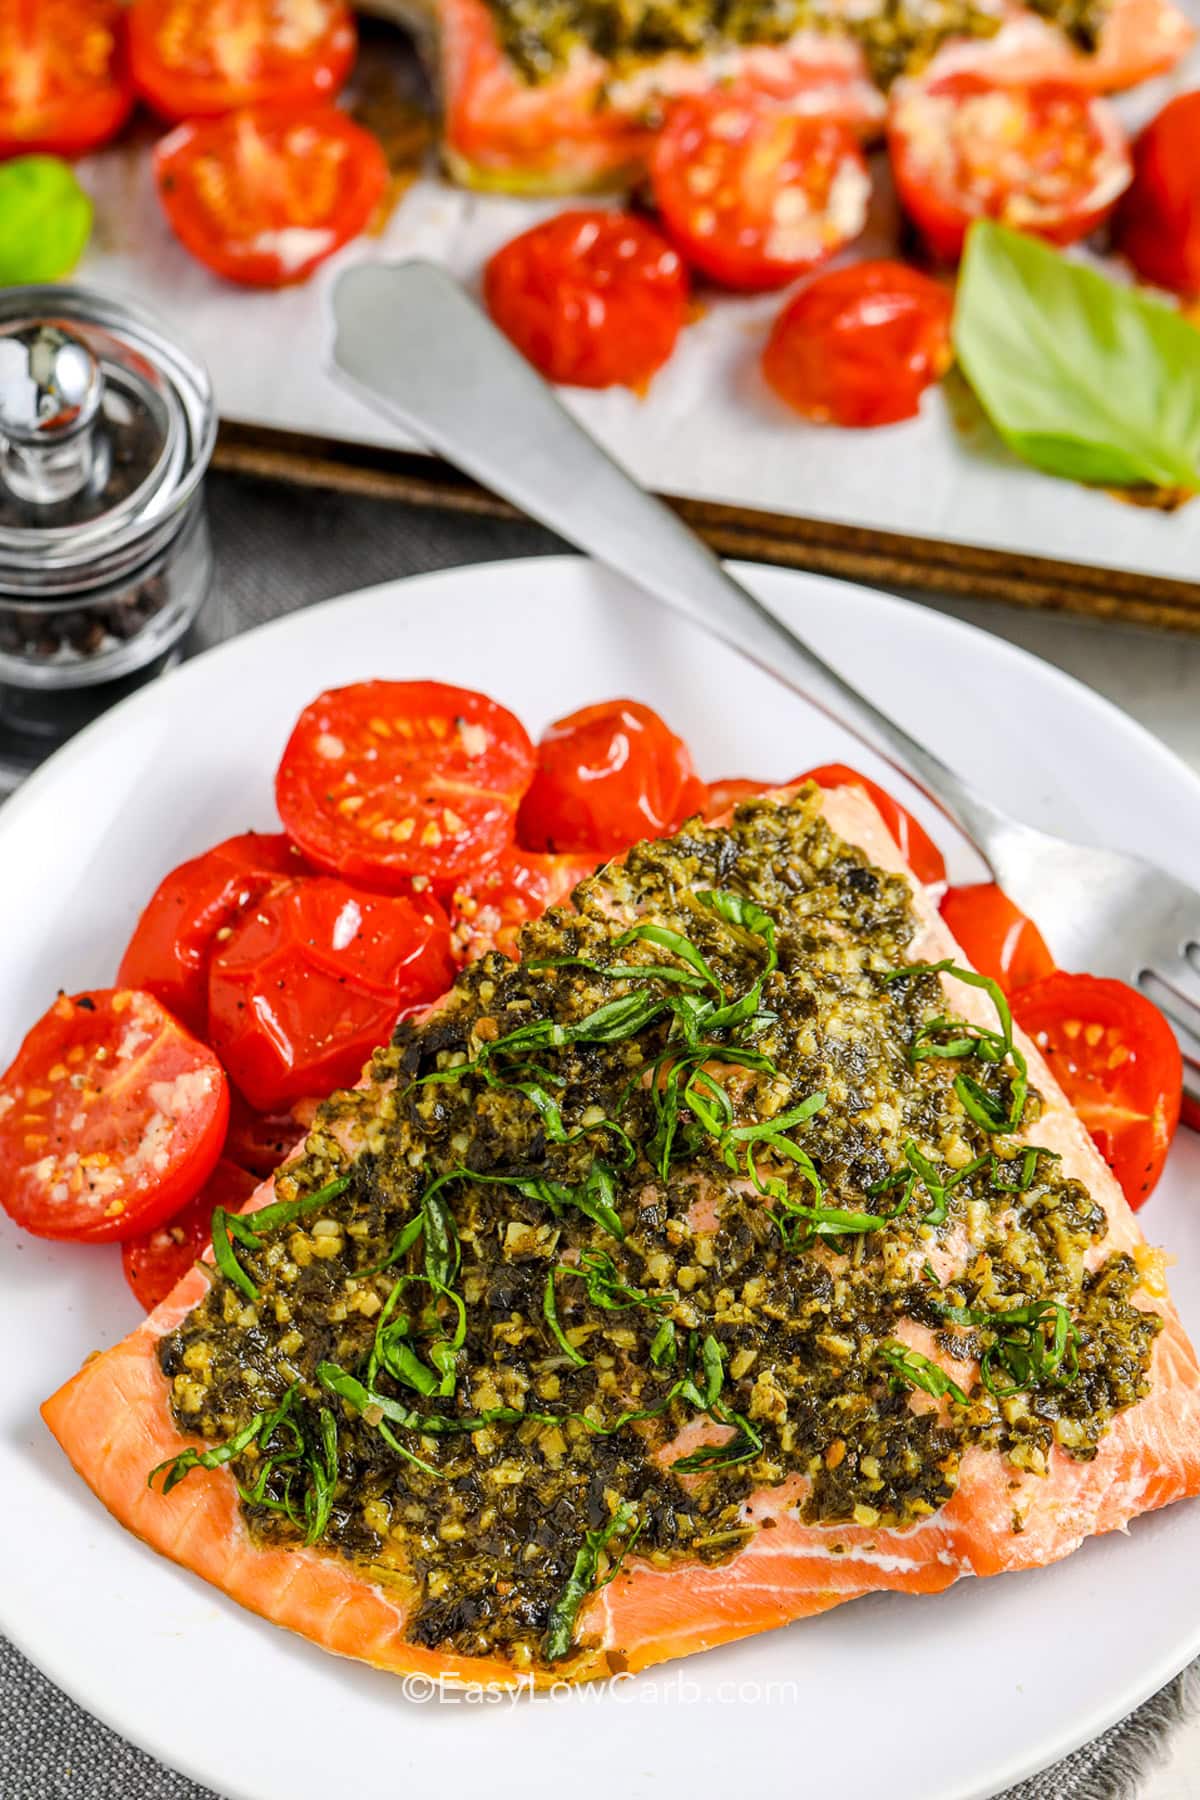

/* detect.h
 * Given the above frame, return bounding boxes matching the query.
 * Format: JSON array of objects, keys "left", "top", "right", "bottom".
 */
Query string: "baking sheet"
[{"left": 73, "top": 13, "right": 1200, "bottom": 588}]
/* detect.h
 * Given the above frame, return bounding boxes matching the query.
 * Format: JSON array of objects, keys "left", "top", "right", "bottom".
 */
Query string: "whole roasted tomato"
[
  {"left": 1113, "top": 92, "right": 1200, "bottom": 295},
  {"left": 764, "top": 261, "right": 954, "bottom": 428},
  {"left": 484, "top": 210, "right": 688, "bottom": 390},
  {"left": 517, "top": 700, "right": 708, "bottom": 857},
  {"left": 207, "top": 877, "right": 455, "bottom": 1109}
]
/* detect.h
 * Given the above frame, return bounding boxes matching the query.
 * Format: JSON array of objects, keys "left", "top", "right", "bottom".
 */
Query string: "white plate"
[{"left": 2, "top": 557, "right": 1199, "bottom": 1800}]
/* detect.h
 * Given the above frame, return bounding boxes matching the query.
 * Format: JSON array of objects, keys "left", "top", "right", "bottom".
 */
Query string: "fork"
[{"left": 331, "top": 259, "right": 1200, "bottom": 1110}]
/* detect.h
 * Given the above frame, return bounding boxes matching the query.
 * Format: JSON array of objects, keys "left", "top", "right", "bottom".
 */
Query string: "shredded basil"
[
  {"left": 879, "top": 1342, "right": 970, "bottom": 1406},
  {"left": 545, "top": 1500, "right": 641, "bottom": 1661}
]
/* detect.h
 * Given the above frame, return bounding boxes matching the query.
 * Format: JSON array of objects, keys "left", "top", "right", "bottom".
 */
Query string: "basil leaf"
[
  {"left": 0, "top": 157, "right": 93, "bottom": 284},
  {"left": 954, "top": 221, "right": 1200, "bottom": 493}
]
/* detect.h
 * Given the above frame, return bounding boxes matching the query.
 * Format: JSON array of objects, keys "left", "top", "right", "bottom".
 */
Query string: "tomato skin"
[
  {"left": 764, "top": 261, "right": 954, "bottom": 428},
  {"left": 1013, "top": 973, "right": 1182, "bottom": 1207},
  {"left": 122, "top": 1157, "right": 257, "bottom": 1312},
  {"left": 517, "top": 700, "right": 708, "bottom": 857},
  {"left": 888, "top": 74, "right": 1131, "bottom": 261},
  {"left": 155, "top": 107, "right": 386, "bottom": 289},
  {"left": 207, "top": 877, "right": 455, "bottom": 1111},
  {"left": 484, "top": 211, "right": 687, "bottom": 390},
  {"left": 276, "top": 680, "right": 536, "bottom": 892},
  {"left": 128, "top": 0, "right": 355, "bottom": 119},
  {"left": 939, "top": 883, "right": 1056, "bottom": 995},
  {"left": 223, "top": 1087, "right": 316, "bottom": 1179},
  {"left": 117, "top": 832, "right": 309, "bottom": 1035},
  {"left": 0, "top": 0, "right": 133, "bottom": 157},
  {"left": 451, "top": 848, "right": 598, "bottom": 962},
  {"left": 650, "top": 95, "right": 870, "bottom": 292},
  {"left": 1113, "top": 94, "right": 1200, "bottom": 296},
  {"left": 799, "top": 763, "right": 947, "bottom": 886},
  {"left": 0, "top": 989, "right": 228, "bottom": 1244}
]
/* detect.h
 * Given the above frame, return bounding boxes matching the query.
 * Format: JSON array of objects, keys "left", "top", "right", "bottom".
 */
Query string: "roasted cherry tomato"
[
  {"left": 223, "top": 1087, "right": 316, "bottom": 1179},
  {"left": 155, "top": 107, "right": 386, "bottom": 289},
  {"left": 128, "top": 0, "right": 355, "bottom": 119},
  {"left": 0, "top": 0, "right": 133, "bottom": 157},
  {"left": 117, "top": 832, "right": 309, "bottom": 1035},
  {"left": 649, "top": 94, "right": 870, "bottom": 291},
  {"left": 121, "top": 1156, "right": 257, "bottom": 1312},
  {"left": 704, "top": 778, "right": 774, "bottom": 819},
  {"left": 763, "top": 261, "right": 954, "bottom": 428},
  {"left": 207, "top": 877, "right": 455, "bottom": 1110},
  {"left": 800, "top": 762, "right": 947, "bottom": 886},
  {"left": 450, "top": 848, "right": 598, "bottom": 962},
  {"left": 1113, "top": 93, "right": 1200, "bottom": 296},
  {"left": 939, "top": 883, "right": 1056, "bottom": 995},
  {"left": 1013, "top": 973, "right": 1182, "bottom": 1207},
  {"left": 888, "top": 73, "right": 1131, "bottom": 261},
  {"left": 484, "top": 210, "right": 688, "bottom": 390},
  {"left": 0, "top": 989, "right": 228, "bottom": 1244},
  {"left": 517, "top": 700, "right": 708, "bottom": 857},
  {"left": 276, "top": 680, "right": 535, "bottom": 892}
]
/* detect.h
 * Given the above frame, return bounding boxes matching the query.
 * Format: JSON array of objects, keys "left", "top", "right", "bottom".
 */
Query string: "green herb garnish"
[
  {"left": 886, "top": 959, "right": 1028, "bottom": 1133},
  {"left": 545, "top": 1500, "right": 641, "bottom": 1661},
  {"left": 211, "top": 1174, "right": 352, "bottom": 1303},
  {"left": 932, "top": 1297, "right": 1080, "bottom": 1396},
  {"left": 879, "top": 1342, "right": 970, "bottom": 1406}
]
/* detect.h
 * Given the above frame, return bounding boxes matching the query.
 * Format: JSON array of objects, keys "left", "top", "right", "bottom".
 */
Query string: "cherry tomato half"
[
  {"left": 800, "top": 763, "right": 947, "bottom": 886},
  {"left": 484, "top": 210, "right": 688, "bottom": 391},
  {"left": 1113, "top": 93, "right": 1200, "bottom": 297},
  {"left": 155, "top": 106, "right": 387, "bottom": 289},
  {"left": 276, "top": 680, "right": 535, "bottom": 892},
  {"left": 888, "top": 73, "right": 1132, "bottom": 261},
  {"left": 0, "top": 0, "right": 133, "bottom": 157},
  {"left": 129, "top": 0, "right": 355, "bottom": 119},
  {"left": 764, "top": 261, "right": 954, "bottom": 428},
  {"left": 1013, "top": 973, "right": 1182, "bottom": 1207},
  {"left": 207, "top": 877, "right": 456, "bottom": 1110},
  {"left": 649, "top": 94, "right": 870, "bottom": 292},
  {"left": 450, "top": 848, "right": 598, "bottom": 962},
  {"left": 939, "top": 883, "right": 1056, "bottom": 995},
  {"left": 517, "top": 700, "right": 708, "bottom": 857},
  {"left": 117, "top": 831, "right": 309, "bottom": 1035},
  {"left": 122, "top": 1156, "right": 257, "bottom": 1312},
  {"left": 0, "top": 989, "right": 228, "bottom": 1244}
]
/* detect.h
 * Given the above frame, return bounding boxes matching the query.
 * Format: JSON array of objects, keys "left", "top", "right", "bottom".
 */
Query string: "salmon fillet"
[
  {"left": 44, "top": 785, "right": 1200, "bottom": 1687},
  {"left": 366, "top": 0, "right": 1193, "bottom": 192}
]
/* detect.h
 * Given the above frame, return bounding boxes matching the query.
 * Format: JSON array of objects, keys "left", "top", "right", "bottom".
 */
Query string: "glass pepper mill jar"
[{"left": 0, "top": 285, "right": 216, "bottom": 779}]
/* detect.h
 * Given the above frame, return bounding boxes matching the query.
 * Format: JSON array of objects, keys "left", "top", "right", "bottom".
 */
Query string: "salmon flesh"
[{"left": 44, "top": 785, "right": 1200, "bottom": 1687}]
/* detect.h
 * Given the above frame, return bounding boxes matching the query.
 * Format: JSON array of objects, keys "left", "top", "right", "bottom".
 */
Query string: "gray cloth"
[{"left": 3, "top": 471, "right": 1197, "bottom": 1800}]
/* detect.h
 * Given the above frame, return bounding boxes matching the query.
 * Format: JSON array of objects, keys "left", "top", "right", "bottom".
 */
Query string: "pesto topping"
[
  {"left": 157, "top": 791, "right": 1159, "bottom": 1673},
  {"left": 482, "top": 0, "right": 1110, "bottom": 90}
]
